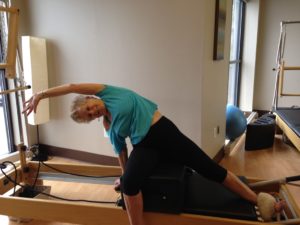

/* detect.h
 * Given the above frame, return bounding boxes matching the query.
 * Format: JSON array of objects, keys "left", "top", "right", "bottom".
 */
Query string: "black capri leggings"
[{"left": 121, "top": 116, "right": 227, "bottom": 196}]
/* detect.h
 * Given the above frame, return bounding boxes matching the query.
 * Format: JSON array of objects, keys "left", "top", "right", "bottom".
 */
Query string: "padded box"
[
  {"left": 120, "top": 163, "right": 186, "bottom": 214},
  {"left": 245, "top": 114, "right": 276, "bottom": 150},
  {"left": 142, "top": 163, "right": 186, "bottom": 214},
  {"left": 120, "top": 166, "right": 258, "bottom": 221},
  {"left": 183, "top": 170, "right": 257, "bottom": 221}
]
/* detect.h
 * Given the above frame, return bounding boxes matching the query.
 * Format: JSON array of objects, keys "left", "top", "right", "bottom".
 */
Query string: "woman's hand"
[
  {"left": 22, "top": 83, "right": 105, "bottom": 116},
  {"left": 114, "top": 177, "right": 121, "bottom": 192},
  {"left": 22, "top": 92, "right": 43, "bottom": 116}
]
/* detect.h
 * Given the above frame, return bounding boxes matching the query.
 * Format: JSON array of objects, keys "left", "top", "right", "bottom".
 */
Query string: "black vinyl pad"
[
  {"left": 183, "top": 171, "right": 258, "bottom": 221},
  {"left": 276, "top": 108, "right": 300, "bottom": 137}
]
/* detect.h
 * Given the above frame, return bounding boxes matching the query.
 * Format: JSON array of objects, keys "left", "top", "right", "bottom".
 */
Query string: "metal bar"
[
  {"left": 249, "top": 175, "right": 300, "bottom": 188},
  {"left": 282, "top": 66, "right": 300, "bottom": 70},
  {"left": 249, "top": 178, "right": 286, "bottom": 188},
  {"left": 0, "top": 85, "right": 31, "bottom": 95},
  {"left": 282, "top": 21, "right": 300, "bottom": 25},
  {"left": 38, "top": 172, "right": 116, "bottom": 185},
  {"left": 0, "top": 63, "right": 11, "bottom": 69},
  {"left": 280, "top": 93, "right": 300, "bottom": 97},
  {"left": 0, "top": 6, "right": 19, "bottom": 13},
  {"left": 279, "top": 61, "right": 285, "bottom": 97}
]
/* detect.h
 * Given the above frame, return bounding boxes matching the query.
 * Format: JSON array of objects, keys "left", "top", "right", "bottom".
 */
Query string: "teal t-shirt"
[{"left": 95, "top": 85, "right": 157, "bottom": 155}]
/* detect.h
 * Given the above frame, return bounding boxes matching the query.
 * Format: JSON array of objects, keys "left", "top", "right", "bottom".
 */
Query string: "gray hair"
[{"left": 70, "top": 95, "right": 95, "bottom": 123}]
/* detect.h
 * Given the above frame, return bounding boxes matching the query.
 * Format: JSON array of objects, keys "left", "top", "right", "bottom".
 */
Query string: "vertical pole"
[
  {"left": 5, "top": 8, "right": 19, "bottom": 78},
  {"left": 18, "top": 143, "right": 28, "bottom": 184},
  {"left": 279, "top": 61, "right": 285, "bottom": 97}
]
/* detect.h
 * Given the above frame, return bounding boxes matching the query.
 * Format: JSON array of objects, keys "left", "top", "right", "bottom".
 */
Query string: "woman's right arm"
[
  {"left": 118, "top": 147, "right": 128, "bottom": 174},
  {"left": 22, "top": 83, "right": 105, "bottom": 115}
]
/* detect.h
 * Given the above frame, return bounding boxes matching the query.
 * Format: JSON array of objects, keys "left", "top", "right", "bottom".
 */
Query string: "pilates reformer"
[
  {"left": 0, "top": 6, "right": 300, "bottom": 225},
  {"left": 271, "top": 20, "right": 300, "bottom": 152},
  {"left": 0, "top": 147, "right": 300, "bottom": 225}
]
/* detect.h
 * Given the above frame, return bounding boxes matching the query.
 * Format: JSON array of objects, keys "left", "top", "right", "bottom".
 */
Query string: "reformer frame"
[
  {"left": 272, "top": 20, "right": 300, "bottom": 110},
  {"left": 275, "top": 110, "right": 300, "bottom": 152},
  {"left": 0, "top": 143, "right": 299, "bottom": 225},
  {"left": 0, "top": 6, "right": 19, "bottom": 79},
  {"left": 271, "top": 20, "right": 300, "bottom": 152}
]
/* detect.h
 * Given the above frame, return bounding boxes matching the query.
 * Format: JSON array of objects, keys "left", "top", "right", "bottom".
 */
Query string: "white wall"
[
  {"left": 254, "top": 0, "right": 300, "bottom": 110},
  {"left": 15, "top": 0, "right": 232, "bottom": 158},
  {"left": 201, "top": 0, "right": 232, "bottom": 153}
]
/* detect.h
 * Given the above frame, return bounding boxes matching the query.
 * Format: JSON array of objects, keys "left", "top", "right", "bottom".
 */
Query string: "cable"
[
  {"left": 28, "top": 149, "right": 120, "bottom": 179},
  {"left": 0, "top": 161, "right": 18, "bottom": 196},
  {"left": 0, "top": 161, "right": 118, "bottom": 204}
]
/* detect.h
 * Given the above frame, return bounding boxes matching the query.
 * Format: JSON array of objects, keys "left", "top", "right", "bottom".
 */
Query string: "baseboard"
[{"left": 39, "top": 144, "right": 119, "bottom": 166}]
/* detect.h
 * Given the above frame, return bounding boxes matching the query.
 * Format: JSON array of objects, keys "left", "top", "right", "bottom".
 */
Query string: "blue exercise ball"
[{"left": 226, "top": 104, "right": 247, "bottom": 141}]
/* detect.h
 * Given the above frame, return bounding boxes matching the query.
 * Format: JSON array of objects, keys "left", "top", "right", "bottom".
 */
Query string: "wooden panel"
[
  {"left": 0, "top": 196, "right": 266, "bottom": 225},
  {"left": 40, "top": 144, "right": 119, "bottom": 166},
  {"left": 0, "top": 169, "right": 22, "bottom": 195},
  {"left": 0, "top": 196, "right": 129, "bottom": 225},
  {"left": 27, "top": 161, "right": 122, "bottom": 177},
  {"left": 279, "top": 61, "right": 300, "bottom": 96}
]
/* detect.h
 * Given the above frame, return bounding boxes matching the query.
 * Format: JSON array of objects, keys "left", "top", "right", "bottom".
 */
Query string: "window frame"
[
  {"left": 228, "top": 0, "right": 246, "bottom": 106},
  {"left": 0, "top": 1, "right": 15, "bottom": 154},
  {"left": 0, "top": 70, "right": 15, "bottom": 153}
]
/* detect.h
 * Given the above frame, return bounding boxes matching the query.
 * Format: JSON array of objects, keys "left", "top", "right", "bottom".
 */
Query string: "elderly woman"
[{"left": 23, "top": 83, "right": 282, "bottom": 225}]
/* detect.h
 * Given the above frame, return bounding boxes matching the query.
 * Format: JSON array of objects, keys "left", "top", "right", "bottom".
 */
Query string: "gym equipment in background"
[
  {"left": 271, "top": 20, "right": 300, "bottom": 152},
  {"left": 226, "top": 104, "right": 247, "bottom": 141},
  {"left": 245, "top": 114, "right": 276, "bottom": 151}
]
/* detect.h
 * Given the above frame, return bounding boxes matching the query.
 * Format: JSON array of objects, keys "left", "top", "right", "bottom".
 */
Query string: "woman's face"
[{"left": 77, "top": 98, "right": 105, "bottom": 122}]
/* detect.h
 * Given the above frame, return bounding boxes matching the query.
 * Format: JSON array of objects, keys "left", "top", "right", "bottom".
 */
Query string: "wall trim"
[{"left": 39, "top": 144, "right": 119, "bottom": 166}]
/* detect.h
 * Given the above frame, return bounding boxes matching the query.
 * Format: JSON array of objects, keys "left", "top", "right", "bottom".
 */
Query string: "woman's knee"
[{"left": 121, "top": 174, "right": 140, "bottom": 196}]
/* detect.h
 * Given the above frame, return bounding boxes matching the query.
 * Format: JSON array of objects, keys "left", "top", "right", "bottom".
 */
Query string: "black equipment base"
[
  {"left": 184, "top": 170, "right": 257, "bottom": 221},
  {"left": 245, "top": 114, "right": 276, "bottom": 150},
  {"left": 120, "top": 163, "right": 257, "bottom": 221}
]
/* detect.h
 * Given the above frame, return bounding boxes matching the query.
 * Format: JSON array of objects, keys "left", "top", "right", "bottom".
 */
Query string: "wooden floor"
[
  {"left": 1, "top": 135, "right": 300, "bottom": 224},
  {"left": 219, "top": 134, "right": 300, "bottom": 211}
]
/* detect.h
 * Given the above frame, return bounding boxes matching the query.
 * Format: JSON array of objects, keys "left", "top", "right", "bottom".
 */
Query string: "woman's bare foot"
[{"left": 257, "top": 192, "right": 285, "bottom": 221}]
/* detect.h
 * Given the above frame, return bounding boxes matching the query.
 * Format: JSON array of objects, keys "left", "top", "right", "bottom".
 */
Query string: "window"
[
  {"left": 0, "top": 0, "right": 15, "bottom": 155},
  {"left": 227, "top": 0, "right": 245, "bottom": 106},
  {"left": 0, "top": 72, "right": 14, "bottom": 155}
]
